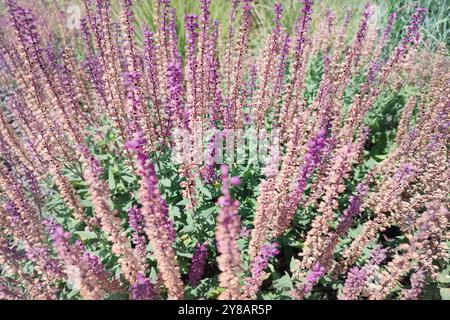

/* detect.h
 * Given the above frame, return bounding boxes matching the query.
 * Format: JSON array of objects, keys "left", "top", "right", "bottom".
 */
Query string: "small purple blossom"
[
  {"left": 242, "top": 243, "right": 279, "bottom": 299},
  {"left": 292, "top": 262, "right": 326, "bottom": 299},
  {"left": 130, "top": 273, "right": 157, "bottom": 300},
  {"left": 166, "top": 62, "right": 189, "bottom": 131},
  {"left": 340, "top": 267, "right": 367, "bottom": 300},
  {"left": 127, "top": 205, "right": 145, "bottom": 234},
  {"left": 403, "top": 268, "right": 426, "bottom": 300},
  {"left": 188, "top": 242, "right": 209, "bottom": 286},
  {"left": 125, "top": 131, "right": 176, "bottom": 243},
  {"left": 369, "top": 246, "right": 388, "bottom": 265}
]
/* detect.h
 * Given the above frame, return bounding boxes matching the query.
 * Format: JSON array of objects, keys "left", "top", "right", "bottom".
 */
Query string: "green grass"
[
  {"left": 43, "top": 1, "right": 447, "bottom": 55},
  {"left": 382, "top": 0, "right": 450, "bottom": 51},
  {"left": 121, "top": 0, "right": 448, "bottom": 56}
]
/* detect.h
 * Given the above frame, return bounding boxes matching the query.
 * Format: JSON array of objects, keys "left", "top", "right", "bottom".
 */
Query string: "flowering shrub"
[{"left": 0, "top": 0, "right": 448, "bottom": 300}]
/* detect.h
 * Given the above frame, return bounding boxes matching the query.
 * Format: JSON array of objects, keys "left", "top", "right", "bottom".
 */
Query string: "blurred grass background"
[
  {"left": 21, "top": 0, "right": 447, "bottom": 55},
  {"left": 116, "top": 0, "right": 449, "bottom": 54}
]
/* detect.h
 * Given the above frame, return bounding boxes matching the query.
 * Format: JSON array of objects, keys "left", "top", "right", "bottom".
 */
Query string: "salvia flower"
[
  {"left": 130, "top": 272, "right": 157, "bottom": 300},
  {"left": 291, "top": 262, "right": 325, "bottom": 300},
  {"left": 402, "top": 268, "right": 426, "bottom": 300},
  {"left": 242, "top": 243, "right": 279, "bottom": 299},
  {"left": 215, "top": 165, "right": 242, "bottom": 300},
  {"left": 188, "top": 242, "right": 209, "bottom": 287},
  {"left": 125, "top": 131, "right": 183, "bottom": 299},
  {"left": 0, "top": 0, "right": 446, "bottom": 302},
  {"left": 339, "top": 267, "right": 367, "bottom": 300},
  {"left": 45, "top": 220, "right": 119, "bottom": 300}
]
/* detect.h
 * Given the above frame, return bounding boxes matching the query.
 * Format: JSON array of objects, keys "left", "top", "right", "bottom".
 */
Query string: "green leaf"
[
  {"left": 108, "top": 166, "right": 116, "bottom": 190},
  {"left": 97, "top": 154, "right": 109, "bottom": 161},
  {"left": 364, "top": 158, "right": 379, "bottom": 168},
  {"left": 176, "top": 199, "right": 189, "bottom": 206},
  {"left": 178, "top": 251, "right": 193, "bottom": 258},
  {"left": 169, "top": 205, "right": 181, "bottom": 218},
  {"left": 159, "top": 178, "right": 171, "bottom": 188},
  {"left": 74, "top": 231, "right": 97, "bottom": 241},
  {"left": 121, "top": 175, "right": 136, "bottom": 184},
  {"left": 440, "top": 288, "right": 450, "bottom": 300},
  {"left": 181, "top": 223, "right": 196, "bottom": 233},
  {"left": 437, "top": 264, "right": 450, "bottom": 284},
  {"left": 272, "top": 274, "right": 293, "bottom": 290},
  {"left": 67, "top": 288, "right": 79, "bottom": 299},
  {"left": 201, "top": 206, "right": 218, "bottom": 216},
  {"left": 198, "top": 185, "right": 212, "bottom": 199},
  {"left": 289, "top": 258, "right": 298, "bottom": 273},
  {"left": 150, "top": 267, "right": 158, "bottom": 282},
  {"left": 195, "top": 177, "right": 212, "bottom": 199},
  {"left": 80, "top": 198, "right": 93, "bottom": 208}
]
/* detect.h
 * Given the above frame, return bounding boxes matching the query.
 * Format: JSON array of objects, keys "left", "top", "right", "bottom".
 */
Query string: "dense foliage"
[{"left": 0, "top": 0, "right": 448, "bottom": 300}]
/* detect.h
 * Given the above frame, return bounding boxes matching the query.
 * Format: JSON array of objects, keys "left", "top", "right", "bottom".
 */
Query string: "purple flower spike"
[
  {"left": 130, "top": 273, "right": 157, "bottom": 300},
  {"left": 292, "top": 262, "right": 325, "bottom": 300},
  {"left": 242, "top": 243, "right": 279, "bottom": 299},
  {"left": 188, "top": 242, "right": 209, "bottom": 286}
]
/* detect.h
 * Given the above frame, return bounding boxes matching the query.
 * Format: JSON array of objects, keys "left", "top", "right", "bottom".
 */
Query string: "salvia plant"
[{"left": 0, "top": 0, "right": 448, "bottom": 300}]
